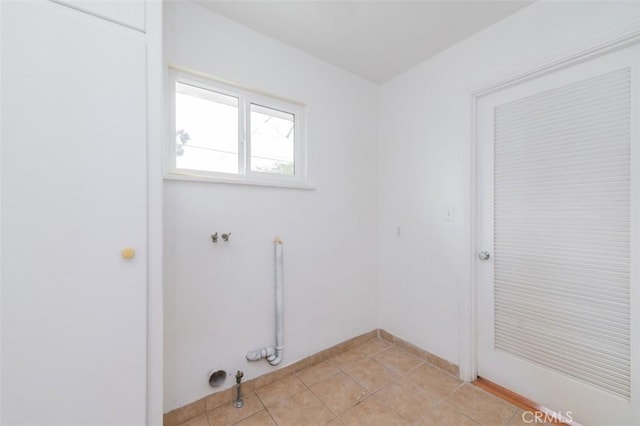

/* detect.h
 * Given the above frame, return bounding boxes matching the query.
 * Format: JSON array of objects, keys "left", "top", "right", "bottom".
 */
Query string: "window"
[{"left": 167, "top": 70, "right": 307, "bottom": 186}]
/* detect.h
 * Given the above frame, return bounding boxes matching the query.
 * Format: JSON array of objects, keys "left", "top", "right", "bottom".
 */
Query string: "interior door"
[
  {"left": 1, "top": 1, "right": 148, "bottom": 424},
  {"left": 477, "top": 44, "right": 640, "bottom": 425}
]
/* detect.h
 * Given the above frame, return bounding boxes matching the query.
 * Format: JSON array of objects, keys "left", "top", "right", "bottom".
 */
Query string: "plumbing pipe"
[
  {"left": 246, "top": 237, "right": 284, "bottom": 366},
  {"left": 271, "top": 237, "right": 284, "bottom": 365},
  {"left": 233, "top": 370, "right": 244, "bottom": 408}
]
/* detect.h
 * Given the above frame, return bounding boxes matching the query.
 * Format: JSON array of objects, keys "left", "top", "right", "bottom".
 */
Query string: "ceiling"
[{"left": 197, "top": 1, "right": 534, "bottom": 83}]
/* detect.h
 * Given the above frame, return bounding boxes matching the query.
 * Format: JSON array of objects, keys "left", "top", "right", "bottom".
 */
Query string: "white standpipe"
[{"left": 246, "top": 237, "right": 284, "bottom": 366}]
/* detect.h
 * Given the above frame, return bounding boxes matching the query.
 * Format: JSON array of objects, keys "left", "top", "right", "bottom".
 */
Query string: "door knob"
[
  {"left": 121, "top": 248, "right": 136, "bottom": 260},
  {"left": 478, "top": 251, "right": 491, "bottom": 261}
]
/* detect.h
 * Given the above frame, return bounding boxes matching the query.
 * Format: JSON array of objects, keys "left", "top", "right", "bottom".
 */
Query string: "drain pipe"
[{"left": 246, "top": 237, "right": 284, "bottom": 366}]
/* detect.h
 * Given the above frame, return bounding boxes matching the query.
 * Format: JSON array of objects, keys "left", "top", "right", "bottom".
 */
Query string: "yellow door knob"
[{"left": 121, "top": 248, "right": 136, "bottom": 260}]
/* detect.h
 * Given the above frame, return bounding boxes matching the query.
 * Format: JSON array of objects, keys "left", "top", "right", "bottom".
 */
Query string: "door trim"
[
  {"left": 460, "top": 18, "right": 640, "bottom": 383},
  {"left": 146, "top": 1, "right": 165, "bottom": 424}
]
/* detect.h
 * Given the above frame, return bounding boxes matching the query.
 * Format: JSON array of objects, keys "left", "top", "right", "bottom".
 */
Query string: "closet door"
[
  {"left": 477, "top": 44, "right": 639, "bottom": 425},
  {"left": 1, "top": 1, "right": 147, "bottom": 424},
  {"left": 53, "top": 0, "right": 146, "bottom": 31}
]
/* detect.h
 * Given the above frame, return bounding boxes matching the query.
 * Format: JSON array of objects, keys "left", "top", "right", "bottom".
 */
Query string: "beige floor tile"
[
  {"left": 256, "top": 375, "right": 306, "bottom": 407},
  {"left": 356, "top": 338, "right": 392, "bottom": 356},
  {"left": 296, "top": 360, "right": 341, "bottom": 387},
  {"left": 345, "top": 358, "right": 398, "bottom": 392},
  {"left": 415, "top": 404, "right": 479, "bottom": 426},
  {"left": 267, "top": 389, "right": 335, "bottom": 426},
  {"left": 234, "top": 410, "right": 276, "bottom": 426},
  {"left": 329, "top": 348, "right": 370, "bottom": 370},
  {"left": 445, "top": 384, "right": 518, "bottom": 426},
  {"left": 374, "top": 347, "right": 423, "bottom": 374},
  {"left": 310, "top": 372, "right": 369, "bottom": 414},
  {"left": 507, "top": 410, "right": 556, "bottom": 425},
  {"left": 164, "top": 412, "right": 178, "bottom": 426},
  {"left": 177, "top": 413, "right": 209, "bottom": 426},
  {"left": 174, "top": 400, "right": 206, "bottom": 425},
  {"left": 172, "top": 336, "right": 558, "bottom": 426},
  {"left": 406, "top": 364, "right": 462, "bottom": 400},
  {"left": 206, "top": 393, "right": 263, "bottom": 426},
  {"left": 205, "top": 388, "right": 235, "bottom": 412},
  {"left": 340, "top": 397, "right": 409, "bottom": 426},
  {"left": 374, "top": 381, "right": 435, "bottom": 423}
]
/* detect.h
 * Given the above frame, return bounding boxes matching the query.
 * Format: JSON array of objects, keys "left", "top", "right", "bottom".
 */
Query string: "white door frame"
[
  {"left": 459, "top": 19, "right": 640, "bottom": 384},
  {"left": 146, "top": 1, "right": 165, "bottom": 424}
]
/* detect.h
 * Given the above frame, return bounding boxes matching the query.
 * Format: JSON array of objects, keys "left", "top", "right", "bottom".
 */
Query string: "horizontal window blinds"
[{"left": 493, "top": 68, "right": 631, "bottom": 399}]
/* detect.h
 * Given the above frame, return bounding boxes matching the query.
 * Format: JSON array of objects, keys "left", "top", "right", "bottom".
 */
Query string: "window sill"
[{"left": 163, "top": 172, "right": 316, "bottom": 190}]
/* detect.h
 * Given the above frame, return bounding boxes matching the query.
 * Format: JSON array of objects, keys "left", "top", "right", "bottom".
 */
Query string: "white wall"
[
  {"left": 165, "top": 0, "right": 640, "bottom": 413},
  {"left": 163, "top": 2, "right": 379, "bottom": 412},
  {"left": 378, "top": 1, "right": 640, "bottom": 368}
]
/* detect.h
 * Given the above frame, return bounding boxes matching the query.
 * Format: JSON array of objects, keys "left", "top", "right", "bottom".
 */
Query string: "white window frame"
[{"left": 165, "top": 68, "right": 309, "bottom": 188}]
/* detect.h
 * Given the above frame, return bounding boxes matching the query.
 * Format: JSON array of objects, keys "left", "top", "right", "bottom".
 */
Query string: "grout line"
[
  {"left": 504, "top": 408, "right": 520, "bottom": 426},
  {"left": 369, "top": 388, "right": 414, "bottom": 424},
  {"left": 254, "top": 391, "right": 268, "bottom": 410},
  {"left": 264, "top": 408, "right": 278, "bottom": 426},
  {"left": 300, "top": 372, "right": 339, "bottom": 425},
  {"left": 329, "top": 352, "right": 372, "bottom": 373},
  {"left": 306, "top": 382, "right": 342, "bottom": 422},
  {"left": 426, "top": 390, "right": 472, "bottom": 423}
]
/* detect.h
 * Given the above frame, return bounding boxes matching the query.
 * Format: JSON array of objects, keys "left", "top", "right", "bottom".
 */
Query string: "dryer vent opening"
[{"left": 208, "top": 370, "right": 227, "bottom": 388}]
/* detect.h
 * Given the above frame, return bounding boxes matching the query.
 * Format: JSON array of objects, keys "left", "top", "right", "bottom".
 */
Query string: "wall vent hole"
[{"left": 209, "top": 370, "right": 227, "bottom": 388}]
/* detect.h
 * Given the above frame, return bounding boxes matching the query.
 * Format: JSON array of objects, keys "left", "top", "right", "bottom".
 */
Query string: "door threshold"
[{"left": 473, "top": 377, "right": 579, "bottom": 425}]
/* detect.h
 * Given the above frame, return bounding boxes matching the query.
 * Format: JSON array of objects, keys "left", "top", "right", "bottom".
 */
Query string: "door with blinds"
[{"left": 476, "top": 44, "right": 639, "bottom": 425}]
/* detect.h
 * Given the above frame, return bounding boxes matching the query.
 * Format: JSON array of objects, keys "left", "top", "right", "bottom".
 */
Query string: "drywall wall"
[
  {"left": 378, "top": 1, "right": 640, "bottom": 368},
  {"left": 163, "top": 1, "right": 378, "bottom": 411}
]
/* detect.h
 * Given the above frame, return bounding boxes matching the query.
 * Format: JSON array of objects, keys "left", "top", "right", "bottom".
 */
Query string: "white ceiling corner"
[{"left": 195, "top": 0, "right": 534, "bottom": 83}]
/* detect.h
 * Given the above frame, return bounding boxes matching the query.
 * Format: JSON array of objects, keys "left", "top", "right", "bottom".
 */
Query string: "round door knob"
[
  {"left": 121, "top": 248, "right": 136, "bottom": 260},
  {"left": 478, "top": 251, "right": 491, "bottom": 261}
]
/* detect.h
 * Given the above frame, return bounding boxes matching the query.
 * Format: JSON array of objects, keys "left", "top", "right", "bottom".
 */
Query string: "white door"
[
  {"left": 477, "top": 44, "right": 640, "bottom": 425},
  {"left": 1, "top": 1, "right": 148, "bottom": 424}
]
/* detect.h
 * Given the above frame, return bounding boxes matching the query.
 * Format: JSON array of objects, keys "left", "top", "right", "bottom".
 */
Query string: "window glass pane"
[
  {"left": 250, "top": 104, "right": 295, "bottom": 175},
  {"left": 175, "top": 82, "right": 238, "bottom": 174}
]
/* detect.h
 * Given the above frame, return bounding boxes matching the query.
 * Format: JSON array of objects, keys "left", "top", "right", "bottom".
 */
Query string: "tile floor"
[{"left": 182, "top": 337, "right": 537, "bottom": 426}]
